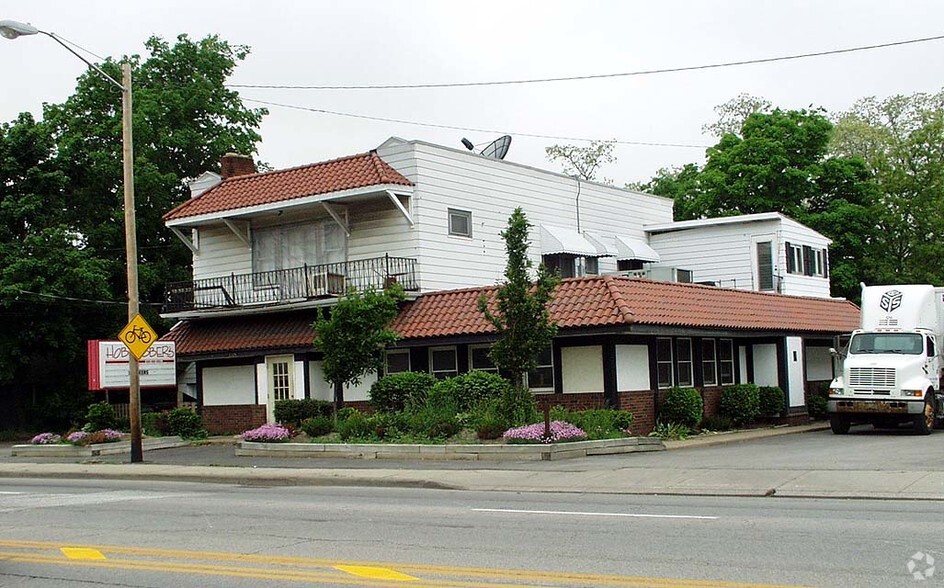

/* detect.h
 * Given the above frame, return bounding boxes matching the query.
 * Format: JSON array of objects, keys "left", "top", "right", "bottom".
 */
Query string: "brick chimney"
[{"left": 220, "top": 153, "right": 256, "bottom": 179}]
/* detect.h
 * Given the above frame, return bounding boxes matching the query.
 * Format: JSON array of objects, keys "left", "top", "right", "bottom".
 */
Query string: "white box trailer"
[{"left": 828, "top": 284, "right": 944, "bottom": 434}]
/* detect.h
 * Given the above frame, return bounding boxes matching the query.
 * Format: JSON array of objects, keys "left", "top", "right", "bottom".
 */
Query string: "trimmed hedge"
[
  {"left": 759, "top": 386, "right": 785, "bottom": 417},
  {"left": 369, "top": 372, "right": 437, "bottom": 413},
  {"left": 274, "top": 399, "right": 333, "bottom": 426},
  {"left": 659, "top": 387, "right": 703, "bottom": 428},
  {"left": 719, "top": 384, "right": 760, "bottom": 426}
]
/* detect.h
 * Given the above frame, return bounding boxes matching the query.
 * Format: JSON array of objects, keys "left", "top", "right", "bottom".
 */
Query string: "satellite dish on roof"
[{"left": 459, "top": 135, "right": 512, "bottom": 160}]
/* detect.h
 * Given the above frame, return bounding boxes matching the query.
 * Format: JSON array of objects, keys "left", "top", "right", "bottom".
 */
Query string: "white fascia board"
[
  {"left": 165, "top": 184, "right": 414, "bottom": 228},
  {"left": 645, "top": 212, "right": 783, "bottom": 234}
]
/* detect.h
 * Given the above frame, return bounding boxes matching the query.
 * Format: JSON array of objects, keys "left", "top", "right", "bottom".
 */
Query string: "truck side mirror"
[{"left": 829, "top": 347, "right": 838, "bottom": 356}]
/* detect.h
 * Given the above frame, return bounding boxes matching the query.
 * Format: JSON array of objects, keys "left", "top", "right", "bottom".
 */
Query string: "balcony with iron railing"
[{"left": 163, "top": 255, "right": 417, "bottom": 314}]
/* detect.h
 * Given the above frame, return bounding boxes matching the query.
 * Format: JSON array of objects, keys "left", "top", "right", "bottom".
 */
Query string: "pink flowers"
[
  {"left": 240, "top": 423, "right": 292, "bottom": 442},
  {"left": 502, "top": 421, "right": 587, "bottom": 444}
]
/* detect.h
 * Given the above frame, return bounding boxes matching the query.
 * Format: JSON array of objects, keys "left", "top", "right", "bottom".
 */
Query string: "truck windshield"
[{"left": 848, "top": 333, "right": 923, "bottom": 355}]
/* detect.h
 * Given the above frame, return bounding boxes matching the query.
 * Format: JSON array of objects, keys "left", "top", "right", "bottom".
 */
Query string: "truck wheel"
[
  {"left": 830, "top": 415, "right": 851, "bottom": 435},
  {"left": 913, "top": 397, "right": 934, "bottom": 435}
]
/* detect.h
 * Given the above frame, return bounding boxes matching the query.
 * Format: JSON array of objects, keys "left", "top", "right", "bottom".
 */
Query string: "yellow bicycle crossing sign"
[{"left": 118, "top": 313, "right": 158, "bottom": 361}]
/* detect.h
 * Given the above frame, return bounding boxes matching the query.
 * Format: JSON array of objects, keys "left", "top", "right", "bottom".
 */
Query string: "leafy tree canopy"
[
  {"left": 313, "top": 285, "right": 405, "bottom": 410},
  {"left": 831, "top": 90, "right": 944, "bottom": 286},
  {"left": 0, "top": 34, "right": 266, "bottom": 427}
]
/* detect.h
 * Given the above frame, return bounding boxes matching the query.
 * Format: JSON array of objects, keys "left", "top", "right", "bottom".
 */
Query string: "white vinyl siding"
[
  {"left": 378, "top": 140, "right": 673, "bottom": 292},
  {"left": 647, "top": 215, "right": 831, "bottom": 298},
  {"left": 192, "top": 225, "right": 252, "bottom": 281},
  {"left": 647, "top": 219, "right": 780, "bottom": 292}
]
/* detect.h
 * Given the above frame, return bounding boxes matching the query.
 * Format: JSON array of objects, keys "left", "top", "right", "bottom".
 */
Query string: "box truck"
[{"left": 828, "top": 284, "right": 944, "bottom": 434}]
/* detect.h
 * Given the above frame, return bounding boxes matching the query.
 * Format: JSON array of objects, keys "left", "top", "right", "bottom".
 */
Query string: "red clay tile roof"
[
  {"left": 163, "top": 151, "right": 412, "bottom": 221},
  {"left": 163, "top": 312, "right": 318, "bottom": 355},
  {"left": 166, "top": 277, "right": 860, "bottom": 356},
  {"left": 390, "top": 275, "right": 860, "bottom": 339}
]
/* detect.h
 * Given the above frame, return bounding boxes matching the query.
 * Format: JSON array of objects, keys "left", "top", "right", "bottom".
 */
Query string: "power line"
[
  {"left": 14, "top": 289, "right": 163, "bottom": 308},
  {"left": 229, "top": 34, "right": 944, "bottom": 91},
  {"left": 242, "top": 98, "right": 710, "bottom": 148}
]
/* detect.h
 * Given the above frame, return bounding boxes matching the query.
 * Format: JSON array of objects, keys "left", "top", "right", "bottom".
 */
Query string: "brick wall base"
[
  {"left": 535, "top": 393, "right": 607, "bottom": 412},
  {"left": 618, "top": 391, "right": 655, "bottom": 435},
  {"left": 202, "top": 404, "right": 267, "bottom": 435}
]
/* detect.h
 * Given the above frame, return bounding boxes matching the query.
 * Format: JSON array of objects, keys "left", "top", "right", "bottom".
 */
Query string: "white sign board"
[{"left": 88, "top": 340, "right": 176, "bottom": 390}]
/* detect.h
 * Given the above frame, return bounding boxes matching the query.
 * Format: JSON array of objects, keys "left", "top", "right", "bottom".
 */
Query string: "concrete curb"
[
  {"left": 662, "top": 422, "right": 829, "bottom": 450},
  {"left": 10, "top": 437, "right": 191, "bottom": 458}
]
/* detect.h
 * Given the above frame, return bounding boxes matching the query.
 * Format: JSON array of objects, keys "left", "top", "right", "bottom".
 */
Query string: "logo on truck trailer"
[{"left": 880, "top": 289, "right": 903, "bottom": 312}]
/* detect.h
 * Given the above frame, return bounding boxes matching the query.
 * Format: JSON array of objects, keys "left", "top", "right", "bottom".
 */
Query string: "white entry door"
[{"left": 265, "top": 355, "right": 295, "bottom": 422}]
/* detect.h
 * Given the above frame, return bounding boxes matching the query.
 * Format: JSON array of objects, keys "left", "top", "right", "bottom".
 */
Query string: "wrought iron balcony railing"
[{"left": 163, "top": 255, "right": 417, "bottom": 313}]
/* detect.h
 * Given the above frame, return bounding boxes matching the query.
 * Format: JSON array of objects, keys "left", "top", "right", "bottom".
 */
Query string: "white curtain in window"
[{"left": 253, "top": 221, "right": 346, "bottom": 271}]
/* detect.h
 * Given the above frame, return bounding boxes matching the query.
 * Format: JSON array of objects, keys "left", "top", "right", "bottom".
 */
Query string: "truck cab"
[{"left": 828, "top": 285, "right": 944, "bottom": 434}]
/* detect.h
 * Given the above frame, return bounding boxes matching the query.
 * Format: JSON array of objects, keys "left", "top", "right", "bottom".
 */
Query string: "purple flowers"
[
  {"left": 30, "top": 433, "right": 61, "bottom": 445},
  {"left": 502, "top": 421, "right": 587, "bottom": 444},
  {"left": 241, "top": 423, "right": 292, "bottom": 442},
  {"left": 99, "top": 429, "right": 124, "bottom": 441},
  {"left": 66, "top": 431, "right": 90, "bottom": 445}
]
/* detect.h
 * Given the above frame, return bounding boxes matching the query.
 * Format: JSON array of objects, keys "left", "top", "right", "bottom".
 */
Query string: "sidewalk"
[{"left": 2, "top": 424, "right": 943, "bottom": 500}]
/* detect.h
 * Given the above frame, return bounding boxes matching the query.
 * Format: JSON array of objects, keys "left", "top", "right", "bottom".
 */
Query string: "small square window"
[
  {"left": 469, "top": 345, "right": 498, "bottom": 373},
  {"left": 430, "top": 346, "right": 458, "bottom": 380},
  {"left": 448, "top": 209, "right": 472, "bottom": 238},
  {"left": 385, "top": 350, "right": 410, "bottom": 375}
]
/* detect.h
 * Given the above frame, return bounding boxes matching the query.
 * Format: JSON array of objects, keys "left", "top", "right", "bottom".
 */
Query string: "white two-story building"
[{"left": 161, "top": 137, "right": 856, "bottom": 434}]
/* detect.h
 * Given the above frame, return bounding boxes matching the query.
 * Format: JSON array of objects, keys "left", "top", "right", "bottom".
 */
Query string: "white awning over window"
[
  {"left": 540, "top": 225, "right": 598, "bottom": 256},
  {"left": 583, "top": 232, "right": 618, "bottom": 257},
  {"left": 614, "top": 235, "right": 661, "bottom": 262}
]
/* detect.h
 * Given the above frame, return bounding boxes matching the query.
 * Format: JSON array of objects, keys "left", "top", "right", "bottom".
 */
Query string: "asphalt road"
[
  {"left": 0, "top": 478, "right": 941, "bottom": 587},
  {"left": 4, "top": 424, "right": 941, "bottom": 473}
]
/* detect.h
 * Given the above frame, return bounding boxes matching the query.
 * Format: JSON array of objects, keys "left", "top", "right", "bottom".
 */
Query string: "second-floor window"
[
  {"left": 448, "top": 209, "right": 472, "bottom": 238},
  {"left": 786, "top": 242, "right": 828, "bottom": 278},
  {"left": 252, "top": 221, "right": 345, "bottom": 273}
]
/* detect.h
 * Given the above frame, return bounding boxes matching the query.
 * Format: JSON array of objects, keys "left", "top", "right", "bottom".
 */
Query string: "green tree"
[
  {"left": 634, "top": 106, "right": 876, "bottom": 301},
  {"left": 545, "top": 140, "right": 616, "bottom": 183},
  {"left": 831, "top": 91, "right": 944, "bottom": 286},
  {"left": 478, "top": 208, "right": 560, "bottom": 388},
  {"left": 0, "top": 34, "right": 266, "bottom": 427},
  {"left": 628, "top": 163, "right": 702, "bottom": 221},
  {"left": 313, "top": 285, "right": 405, "bottom": 413}
]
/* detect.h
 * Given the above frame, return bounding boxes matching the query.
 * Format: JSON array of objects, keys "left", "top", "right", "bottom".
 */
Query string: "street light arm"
[{"left": 41, "top": 31, "right": 125, "bottom": 92}]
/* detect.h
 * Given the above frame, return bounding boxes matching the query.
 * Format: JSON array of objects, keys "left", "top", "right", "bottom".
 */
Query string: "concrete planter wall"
[
  {"left": 236, "top": 436, "right": 664, "bottom": 461},
  {"left": 11, "top": 437, "right": 189, "bottom": 458}
]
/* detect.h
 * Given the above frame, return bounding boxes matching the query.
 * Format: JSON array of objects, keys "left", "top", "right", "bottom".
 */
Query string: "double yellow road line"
[{"left": 0, "top": 539, "right": 805, "bottom": 587}]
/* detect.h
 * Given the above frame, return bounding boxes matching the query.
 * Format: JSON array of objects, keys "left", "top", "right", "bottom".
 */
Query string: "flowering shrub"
[
  {"left": 66, "top": 431, "right": 90, "bottom": 445},
  {"left": 240, "top": 423, "right": 292, "bottom": 442},
  {"left": 502, "top": 421, "right": 587, "bottom": 444},
  {"left": 30, "top": 433, "right": 61, "bottom": 445},
  {"left": 98, "top": 429, "right": 124, "bottom": 442}
]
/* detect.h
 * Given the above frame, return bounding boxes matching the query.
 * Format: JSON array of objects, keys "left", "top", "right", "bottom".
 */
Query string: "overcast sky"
[{"left": 2, "top": 0, "right": 942, "bottom": 185}]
